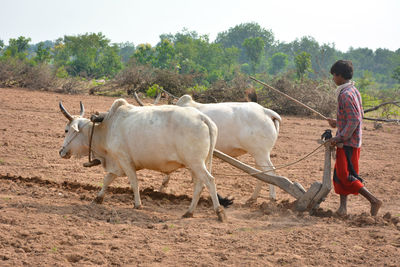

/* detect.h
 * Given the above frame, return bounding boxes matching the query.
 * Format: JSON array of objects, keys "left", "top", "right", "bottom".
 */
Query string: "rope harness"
[{"left": 83, "top": 121, "right": 101, "bottom": 167}]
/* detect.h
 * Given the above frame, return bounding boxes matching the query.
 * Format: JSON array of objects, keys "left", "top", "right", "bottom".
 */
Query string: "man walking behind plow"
[{"left": 327, "top": 60, "right": 382, "bottom": 217}]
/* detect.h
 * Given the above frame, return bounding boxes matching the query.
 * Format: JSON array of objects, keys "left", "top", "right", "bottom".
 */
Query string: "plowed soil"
[{"left": 0, "top": 87, "right": 399, "bottom": 266}]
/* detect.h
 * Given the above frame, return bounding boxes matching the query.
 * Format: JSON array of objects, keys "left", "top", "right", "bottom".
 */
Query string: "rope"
[
  {"left": 213, "top": 141, "right": 328, "bottom": 177},
  {"left": 249, "top": 76, "right": 328, "bottom": 120},
  {"left": 83, "top": 121, "right": 102, "bottom": 167},
  {"left": 88, "top": 121, "right": 95, "bottom": 163}
]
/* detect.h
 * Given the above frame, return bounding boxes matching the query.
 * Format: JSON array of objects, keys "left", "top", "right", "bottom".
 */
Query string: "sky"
[{"left": 1, "top": 0, "right": 399, "bottom": 52}]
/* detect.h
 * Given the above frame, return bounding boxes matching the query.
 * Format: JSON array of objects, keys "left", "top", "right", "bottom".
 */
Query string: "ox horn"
[
  {"left": 132, "top": 90, "right": 145, "bottom": 106},
  {"left": 79, "top": 101, "right": 85, "bottom": 117},
  {"left": 59, "top": 101, "right": 73, "bottom": 121},
  {"left": 132, "top": 89, "right": 162, "bottom": 106}
]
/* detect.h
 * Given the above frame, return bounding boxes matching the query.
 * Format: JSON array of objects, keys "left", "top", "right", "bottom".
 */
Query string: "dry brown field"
[{"left": 0, "top": 87, "right": 399, "bottom": 266}]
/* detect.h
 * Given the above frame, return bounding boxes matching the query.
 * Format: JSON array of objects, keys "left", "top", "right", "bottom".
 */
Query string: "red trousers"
[{"left": 333, "top": 146, "right": 364, "bottom": 195}]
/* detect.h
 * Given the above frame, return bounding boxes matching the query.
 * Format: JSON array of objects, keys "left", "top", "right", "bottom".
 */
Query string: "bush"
[
  {"left": 0, "top": 58, "right": 55, "bottom": 90},
  {"left": 191, "top": 73, "right": 250, "bottom": 103},
  {"left": 153, "top": 69, "right": 195, "bottom": 97},
  {"left": 55, "top": 66, "right": 69, "bottom": 78},
  {"left": 24, "top": 64, "right": 55, "bottom": 90},
  {"left": 114, "top": 64, "right": 154, "bottom": 94},
  {"left": 146, "top": 84, "right": 162, "bottom": 97},
  {"left": 256, "top": 73, "right": 337, "bottom": 117},
  {"left": 58, "top": 78, "right": 83, "bottom": 94}
]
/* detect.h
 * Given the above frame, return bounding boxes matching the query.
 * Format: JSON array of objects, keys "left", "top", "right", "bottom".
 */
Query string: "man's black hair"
[{"left": 330, "top": 60, "right": 353, "bottom": 79}]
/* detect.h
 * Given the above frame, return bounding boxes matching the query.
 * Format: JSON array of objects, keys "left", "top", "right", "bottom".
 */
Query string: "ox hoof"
[
  {"left": 134, "top": 204, "right": 142, "bottom": 210},
  {"left": 182, "top": 212, "right": 193, "bottom": 218},
  {"left": 216, "top": 206, "right": 227, "bottom": 222},
  {"left": 93, "top": 196, "right": 104, "bottom": 204}
]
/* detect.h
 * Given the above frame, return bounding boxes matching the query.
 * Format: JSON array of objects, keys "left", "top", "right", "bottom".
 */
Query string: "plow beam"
[{"left": 213, "top": 150, "right": 306, "bottom": 199}]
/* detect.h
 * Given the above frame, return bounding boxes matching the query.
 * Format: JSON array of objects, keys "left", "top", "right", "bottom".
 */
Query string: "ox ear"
[{"left": 70, "top": 120, "right": 80, "bottom": 133}]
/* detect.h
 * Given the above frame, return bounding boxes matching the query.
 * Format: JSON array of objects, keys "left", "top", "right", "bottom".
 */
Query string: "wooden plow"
[{"left": 213, "top": 141, "right": 333, "bottom": 212}]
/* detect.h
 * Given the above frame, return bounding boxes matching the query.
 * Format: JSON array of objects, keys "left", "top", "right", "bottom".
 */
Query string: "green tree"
[
  {"left": 118, "top": 42, "right": 135, "bottom": 63},
  {"left": 269, "top": 52, "right": 288, "bottom": 74},
  {"left": 345, "top": 47, "right": 374, "bottom": 74},
  {"left": 392, "top": 66, "right": 400, "bottom": 83},
  {"left": 294, "top": 51, "right": 312, "bottom": 79},
  {"left": 34, "top": 42, "right": 51, "bottom": 63},
  {"left": 160, "top": 29, "right": 231, "bottom": 83},
  {"left": 220, "top": 46, "right": 240, "bottom": 77},
  {"left": 4, "top": 36, "right": 31, "bottom": 59},
  {"left": 154, "top": 39, "right": 176, "bottom": 69},
  {"left": 52, "top": 39, "right": 69, "bottom": 67},
  {"left": 215, "top": 22, "right": 274, "bottom": 63},
  {"left": 0, "top": 39, "right": 4, "bottom": 56},
  {"left": 357, "top": 70, "right": 374, "bottom": 93},
  {"left": 133, "top": 43, "right": 155, "bottom": 65},
  {"left": 242, "top": 37, "right": 264, "bottom": 74},
  {"left": 167, "top": 29, "right": 206, "bottom": 75},
  {"left": 373, "top": 48, "right": 395, "bottom": 75},
  {"left": 314, "top": 44, "right": 340, "bottom": 78},
  {"left": 53, "top": 32, "right": 122, "bottom": 78},
  {"left": 240, "top": 63, "right": 251, "bottom": 74},
  {"left": 97, "top": 44, "right": 123, "bottom": 77}
]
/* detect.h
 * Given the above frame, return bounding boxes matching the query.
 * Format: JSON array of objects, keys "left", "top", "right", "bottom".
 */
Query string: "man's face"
[{"left": 332, "top": 73, "right": 346, "bottom": 86}]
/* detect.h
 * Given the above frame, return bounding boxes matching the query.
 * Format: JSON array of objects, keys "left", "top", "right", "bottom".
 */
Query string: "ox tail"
[
  {"left": 264, "top": 108, "right": 281, "bottom": 134},
  {"left": 200, "top": 114, "right": 234, "bottom": 208},
  {"left": 200, "top": 114, "right": 217, "bottom": 173}
]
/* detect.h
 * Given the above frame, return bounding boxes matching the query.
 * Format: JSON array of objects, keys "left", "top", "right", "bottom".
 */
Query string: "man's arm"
[{"left": 336, "top": 95, "right": 362, "bottom": 142}]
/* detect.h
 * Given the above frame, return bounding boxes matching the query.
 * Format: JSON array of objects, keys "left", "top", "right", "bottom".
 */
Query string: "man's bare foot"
[
  {"left": 370, "top": 200, "right": 382, "bottom": 216},
  {"left": 335, "top": 207, "right": 347, "bottom": 217}
]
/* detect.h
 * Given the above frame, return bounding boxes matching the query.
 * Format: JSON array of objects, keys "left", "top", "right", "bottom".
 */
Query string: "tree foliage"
[
  {"left": 154, "top": 39, "right": 176, "bottom": 69},
  {"left": 270, "top": 52, "right": 288, "bottom": 74},
  {"left": 294, "top": 52, "right": 312, "bottom": 79},
  {"left": 4, "top": 36, "right": 31, "bottom": 59},
  {"left": 53, "top": 32, "right": 122, "bottom": 78},
  {"left": 242, "top": 37, "right": 264, "bottom": 74},
  {"left": 34, "top": 42, "right": 51, "bottom": 63},
  {"left": 133, "top": 43, "right": 155, "bottom": 65},
  {"left": 0, "top": 23, "right": 399, "bottom": 102},
  {"left": 392, "top": 66, "right": 400, "bottom": 83},
  {"left": 215, "top": 22, "right": 274, "bottom": 63},
  {"left": 118, "top": 42, "right": 135, "bottom": 63}
]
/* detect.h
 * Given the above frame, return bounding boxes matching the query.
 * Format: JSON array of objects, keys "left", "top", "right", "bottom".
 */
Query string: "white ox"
[
  {"left": 172, "top": 95, "right": 282, "bottom": 201},
  {"left": 59, "top": 98, "right": 226, "bottom": 221}
]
